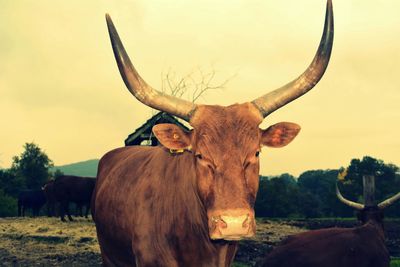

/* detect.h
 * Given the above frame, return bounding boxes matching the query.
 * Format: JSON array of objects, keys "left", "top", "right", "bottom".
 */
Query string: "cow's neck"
[
  {"left": 363, "top": 219, "right": 385, "bottom": 240},
  {"left": 216, "top": 242, "right": 238, "bottom": 267}
]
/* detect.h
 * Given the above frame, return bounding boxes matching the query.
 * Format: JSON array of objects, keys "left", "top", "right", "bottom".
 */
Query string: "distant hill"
[{"left": 53, "top": 159, "right": 99, "bottom": 177}]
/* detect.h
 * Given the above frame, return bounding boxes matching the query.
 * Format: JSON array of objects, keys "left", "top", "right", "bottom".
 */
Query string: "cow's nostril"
[
  {"left": 220, "top": 219, "right": 228, "bottom": 229},
  {"left": 242, "top": 214, "right": 250, "bottom": 228},
  {"left": 212, "top": 216, "right": 227, "bottom": 228},
  {"left": 211, "top": 216, "right": 220, "bottom": 223}
]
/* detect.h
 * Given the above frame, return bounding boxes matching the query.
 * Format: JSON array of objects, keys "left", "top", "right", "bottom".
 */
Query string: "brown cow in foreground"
[
  {"left": 92, "top": 1, "right": 334, "bottom": 266},
  {"left": 259, "top": 176, "right": 400, "bottom": 267},
  {"left": 54, "top": 175, "right": 96, "bottom": 221}
]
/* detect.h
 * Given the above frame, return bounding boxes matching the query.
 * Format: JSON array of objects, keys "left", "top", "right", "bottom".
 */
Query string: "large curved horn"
[
  {"left": 378, "top": 191, "right": 400, "bottom": 209},
  {"left": 252, "top": 0, "right": 334, "bottom": 118},
  {"left": 106, "top": 14, "right": 197, "bottom": 122},
  {"left": 336, "top": 183, "right": 364, "bottom": 210}
]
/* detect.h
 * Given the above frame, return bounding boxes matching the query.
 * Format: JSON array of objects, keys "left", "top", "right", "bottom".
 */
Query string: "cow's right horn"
[
  {"left": 336, "top": 183, "right": 364, "bottom": 210},
  {"left": 378, "top": 191, "right": 400, "bottom": 209},
  {"left": 252, "top": 0, "right": 334, "bottom": 118},
  {"left": 106, "top": 14, "right": 197, "bottom": 122}
]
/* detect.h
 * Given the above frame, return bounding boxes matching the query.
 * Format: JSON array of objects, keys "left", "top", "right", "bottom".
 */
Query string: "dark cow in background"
[
  {"left": 259, "top": 175, "right": 400, "bottom": 267},
  {"left": 53, "top": 175, "right": 95, "bottom": 221},
  {"left": 18, "top": 190, "right": 46, "bottom": 217},
  {"left": 92, "top": 1, "right": 334, "bottom": 266},
  {"left": 42, "top": 180, "right": 57, "bottom": 217}
]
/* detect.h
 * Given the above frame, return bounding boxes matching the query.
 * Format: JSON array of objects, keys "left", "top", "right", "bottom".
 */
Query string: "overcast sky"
[{"left": 1, "top": 0, "right": 399, "bottom": 176}]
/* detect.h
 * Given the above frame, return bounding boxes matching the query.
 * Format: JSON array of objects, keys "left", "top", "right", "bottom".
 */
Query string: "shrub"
[{"left": 0, "top": 189, "right": 17, "bottom": 217}]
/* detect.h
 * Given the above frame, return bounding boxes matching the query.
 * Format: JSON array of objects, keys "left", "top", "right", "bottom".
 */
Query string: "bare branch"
[{"left": 154, "top": 66, "right": 235, "bottom": 118}]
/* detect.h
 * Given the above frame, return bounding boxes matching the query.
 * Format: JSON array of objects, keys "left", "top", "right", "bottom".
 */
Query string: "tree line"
[
  {"left": 1, "top": 142, "right": 399, "bottom": 218},
  {"left": 255, "top": 156, "right": 400, "bottom": 218}
]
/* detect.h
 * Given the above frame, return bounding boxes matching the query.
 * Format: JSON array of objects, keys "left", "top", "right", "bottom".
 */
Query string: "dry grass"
[
  {"left": 0, "top": 216, "right": 100, "bottom": 266},
  {"left": 253, "top": 219, "right": 306, "bottom": 243},
  {"left": 0, "top": 216, "right": 306, "bottom": 266}
]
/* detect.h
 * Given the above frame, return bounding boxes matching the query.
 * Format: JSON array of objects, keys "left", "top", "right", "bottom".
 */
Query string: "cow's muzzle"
[{"left": 208, "top": 209, "right": 256, "bottom": 240}]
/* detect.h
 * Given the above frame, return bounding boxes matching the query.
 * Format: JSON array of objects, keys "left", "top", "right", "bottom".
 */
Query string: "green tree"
[
  {"left": 297, "top": 191, "right": 321, "bottom": 218},
  {"left": 0, "top": 168, "right": 21, "bottom": 198},
  {"left": 0, "top": 169, "right": 19, "bottom": 217},
  {"left": 255, "top": 174, "right": 300, "bottom": 218},
  {"left": 0, "top": 189, "right": 17, "bottom": 217},
  {"left": 297, "top": 169, "right": 352, "bottom": 217},
  {"left": 10, "top": 142, "right": 53, "bottom": 190},
  {"left": 344, "top": 157, "right": 398, "bottom": 202}
]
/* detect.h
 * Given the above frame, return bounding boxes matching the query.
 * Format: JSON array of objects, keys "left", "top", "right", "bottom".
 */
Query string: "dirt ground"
[
  {"left": 0, "top": 217, "right": 305, "bottom": 266},
  {"left": 0, "top": 217, "right": 101, "bottom": 266},
  {"left": 0, "top": 217, "right": 399, "bottom": 266}
]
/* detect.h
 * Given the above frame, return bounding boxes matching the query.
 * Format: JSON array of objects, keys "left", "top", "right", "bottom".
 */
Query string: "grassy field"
[
  {"left": 0, "top": 216, "right": 398, "bottom": 266},
  {"left": 0, "top": 217, "right": 101, "bottom": 266},
  {"left": 0, "top": 216, "right": 304, "bottom": 266}
]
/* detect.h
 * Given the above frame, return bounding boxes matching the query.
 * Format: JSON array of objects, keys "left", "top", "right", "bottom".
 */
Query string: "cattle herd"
[
  {"left": 18, "top": 175, "right": 95, "bottom": 222},
  {"left": 13, "top": 0, "right": 400, "bottom": 266}
]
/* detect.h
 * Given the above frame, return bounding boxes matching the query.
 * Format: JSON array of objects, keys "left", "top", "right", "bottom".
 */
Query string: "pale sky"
[{"left": 1, "top": 0, "right": 399, "bottom": 176}]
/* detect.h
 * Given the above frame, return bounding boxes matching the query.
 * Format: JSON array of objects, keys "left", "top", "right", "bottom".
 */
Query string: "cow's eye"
[
  {"left": 255, "top": 151, "right": 260, "bottom": 157},
  {"left": 195, "top": 154, "right": 203, "bottom": 160}
]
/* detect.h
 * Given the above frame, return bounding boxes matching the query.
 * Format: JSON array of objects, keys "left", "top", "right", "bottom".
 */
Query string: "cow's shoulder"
[
  {"left": 99, "top": 146, "right": 159, "bottom": 168},
  {"left": 97, "top": 146, "right": 167, "bottom": 182}
]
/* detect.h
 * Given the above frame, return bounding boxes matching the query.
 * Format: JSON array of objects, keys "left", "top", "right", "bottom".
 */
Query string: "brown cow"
[
  {"left": 43, "top": 180, "right": 57, "bottom": 217},
  {"left": 54, "top": 175, "right": 96, "bottom": 221},
  {"left": 259, "top": 176, "right": 400, "bottom": 267},
  {"left": 92, "top": 1, "right": 334, "bottom": 266}
]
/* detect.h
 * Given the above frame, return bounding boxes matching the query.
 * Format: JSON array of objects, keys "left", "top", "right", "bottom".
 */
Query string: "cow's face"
[{"left": 153, "top": 103, "right": 300, "bottom": 240}]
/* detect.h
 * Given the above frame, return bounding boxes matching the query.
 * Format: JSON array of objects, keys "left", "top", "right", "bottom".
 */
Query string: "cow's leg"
[
  {"left": 65, "top": 202, "right": 73, "bottom": 221},
  {"left": 84, "top": 204, "right": 90, "bottom": 218},
  {"left": 75, "top": 203, "right": 81, "bottom": 217},
  {"left": 53, "top": 202, "right": 58, "bottom": 217},
  {"left": 96, "top": 233, "right": 136, "bottom": 267},
  {"left": 22, "top": 205, "right": 25, "bottom": 217},
  {"left": 50, "top": 203, "right": 55, "bottom": 217},
  {"left": 60, "top": 201, "right": 68, "bottom": 222},
  {"left": 47, "top": 202, "right": 55, "bottom": 217},
  {"left": 18, "top": 202, "right": 22, "bottom": 217}
]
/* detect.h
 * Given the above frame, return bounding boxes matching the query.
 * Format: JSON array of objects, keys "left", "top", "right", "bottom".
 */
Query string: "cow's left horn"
[
  {"left": 378, "top": 191, "right": 400, "bottom": 209},
  {"left": 336, "top": 183, "right": 364, "bottom": 210},
  {"left": 252, "top": 0, "right": 334, "bottom": 118},
  {"left": 106, "top": 14, "right": 197, "bottom": 122}
]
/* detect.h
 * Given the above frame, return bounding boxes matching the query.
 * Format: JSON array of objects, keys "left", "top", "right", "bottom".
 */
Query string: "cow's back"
[
  {"left": 260, "top": 224, "right": 389, "bottom": 267},
  {"left": 54, "top": 175, "right": 95, "bottom": 203}
]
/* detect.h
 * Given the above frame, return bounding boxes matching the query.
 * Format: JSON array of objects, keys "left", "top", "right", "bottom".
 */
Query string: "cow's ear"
[
  {"left": 152, "top": 124, "right": 192, "bottom": 150},
  {"left": 261, "top": 122, "right": 300, "bottom": 148}
]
